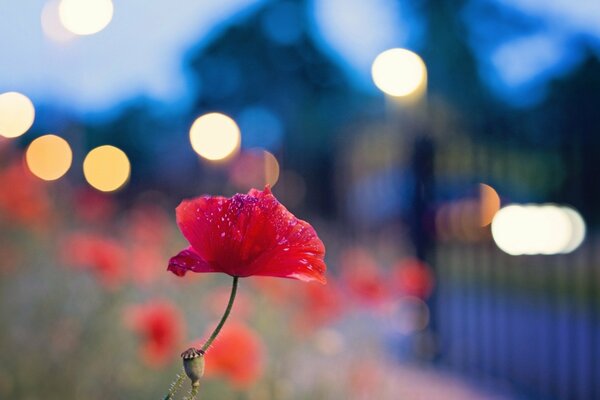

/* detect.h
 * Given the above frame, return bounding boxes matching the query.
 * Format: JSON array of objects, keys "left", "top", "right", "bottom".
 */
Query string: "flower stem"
[
  {"left": 163, "top": 368, "right": 185, "bottom": 400},
  {"left": 184, "top": 386, "right": 199, "bottom": 400},
  {"left": 201, "top": 276, "right": 239, "bottom": 353}
]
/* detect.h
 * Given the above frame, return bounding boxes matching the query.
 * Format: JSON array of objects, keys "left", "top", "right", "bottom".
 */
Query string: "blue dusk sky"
[{"left": 0, "top": 0, "right": 598, "bottom": 113}]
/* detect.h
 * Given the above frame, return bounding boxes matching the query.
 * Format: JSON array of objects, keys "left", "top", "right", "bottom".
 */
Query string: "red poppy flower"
[
  {"left": 167, "top": 186, "right": 326, "bottom": 284},
  {"left": 124, "top": 300, "right": 185, "bottom": 367},
  {"left": 203, "top": 322, "right": 264, "bottom": 388}
]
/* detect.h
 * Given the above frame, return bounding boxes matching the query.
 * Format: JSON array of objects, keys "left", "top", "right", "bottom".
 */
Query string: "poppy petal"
[
  {"left": 243, "top": 191, "right": 326, "bottom": 283},
  {"left": 167, "top": 247, "right": 220, "bottom": 276},
  {"left": 170, "top": 186, "right": 326, "bottom": 283}
]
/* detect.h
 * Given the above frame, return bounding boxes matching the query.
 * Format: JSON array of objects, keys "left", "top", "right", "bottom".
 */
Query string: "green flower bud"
[{"left": 181, "top": 348, "right": 205, "bottom": 388}]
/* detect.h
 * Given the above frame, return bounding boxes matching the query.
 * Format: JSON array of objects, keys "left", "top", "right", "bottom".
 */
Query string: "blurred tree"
[
  {"left": 183, "top": 0, "right": 370, "bottom": 215},
  {"left": 419, "top": 0, "right": 495, "bottom": 118},
  {"left": 535, "top": 53, "right": 600, "bottom": 225}
]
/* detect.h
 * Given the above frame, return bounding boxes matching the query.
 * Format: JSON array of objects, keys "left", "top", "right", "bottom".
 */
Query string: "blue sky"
[{"left": 0, "top": 0, "right": 598, "bottom": 113}]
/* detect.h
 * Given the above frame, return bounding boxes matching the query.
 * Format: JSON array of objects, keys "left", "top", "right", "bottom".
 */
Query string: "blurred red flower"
[
  {"left": 72, "top": 189, "right": 116, "bottom": 224},
  {"left": 0, "top": 162, "right": 52, "bottom": 229},
  {"left": 60, "top": 233, "right": 126, "bottom": 288},
  {"left": 126, "top": 203, "right": 170, "bottom": 245},
  {"left": 126, "top": 204, "right": 171, "bottom": 286},
  {"left": 340, "top": 248, "right": 389, "bottom": 306},
  {"left": 129, "top": 244, "right": 163, "bottom": 286},
  {"left": 293, "top": 280, "right": 344, "bottom": 332},
  {"left": 203, "top": 322, "right": 264, "bottom": 388},
  {"left": 390, "top": 258, "right": 435, "bottom": 300},
  {"left": 168, "top": 186, "right": 326, "bottom": 284},
  {"left": 124, "top": 300, "right": 185, "bottom": 368}
]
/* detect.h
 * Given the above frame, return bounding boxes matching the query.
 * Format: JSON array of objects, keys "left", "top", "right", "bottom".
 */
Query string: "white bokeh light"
[
  {"left": 561, "top": 207, "right": 586, "bottom": 254},
  {"left": 58, "top": 0, "right": 114, "bottom": 36},
  {"left": 371, "top": 48, "right": 427, "bottom": 97},
  {"left": 189, "top": 113, "right": 241, "bottom": 161},
  {"left": 492, "top": 204, "right": 586, "bottom": 255},
  {"left": 0, "top": 92, "right": 35, "bottom": 139}
]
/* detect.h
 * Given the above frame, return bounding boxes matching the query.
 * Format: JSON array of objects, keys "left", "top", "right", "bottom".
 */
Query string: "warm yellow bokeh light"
[
  {"left": 0, "top": 92, "right": 35, "bottom": 138},
  {"left": 83, "top": 145, "right": 130, "bottom": 192},
  {"left": 58, "top": 0, "right": 114, "bottom": 36},
  {"left": 26, "top": 134, "right": 72, "bottom": 181},
  {"left": 479, "top": 183, "right": 501, "bottom": 226},
  {"left": 41, "top": 0, "right": 75, "bottom": 42},
  {"left": 371, "top": 48, "right": 427, "bottom": 97},
  {"left": 190, "top": 113, "right": 241, "bottom": 161}
]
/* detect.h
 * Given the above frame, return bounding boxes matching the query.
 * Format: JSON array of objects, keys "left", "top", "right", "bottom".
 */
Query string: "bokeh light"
[
  {"left": 189, "top": 112, "right": 241, "bottom": 161},
  {"left": 41, "top": 0, "right": 75, "bottom": 42},
  {"left": 386, "top": 296, "right": 430, "bottom": 335},
  {"left": 491, "top": 204, "right": 586, "bottom": 255},
  {"left": 479, "top": 183, "right": 501, "bottom": 226},
  {"left": 371, "top": 48, "right": 427, "bottom": 97},
  {"left": 229, "top": 149, "right": 280, "bottom": 190},
  {"left": 561, "top": 207, "right": 586, "bottom": 254},
  {"left": 83, "top": 145, "right": 130, "bottom": 192},
  {"left": 0, "top": 92, "right": 35, "bottom": 138},
  {"left": 58, "top": 0, "right": 114, "bottom": 36},
  {"left": 25, "top": 134, "right": 73, "bottom": 181}
]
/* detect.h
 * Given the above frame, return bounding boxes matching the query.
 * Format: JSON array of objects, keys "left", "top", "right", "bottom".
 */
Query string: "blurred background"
[{"left": 1, "top": 0, "right": 599, "bottom": 398}]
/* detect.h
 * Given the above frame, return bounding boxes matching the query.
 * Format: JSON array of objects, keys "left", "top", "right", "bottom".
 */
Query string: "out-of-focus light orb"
[
  {"left": 229, "top": 149, "right": 280, "bottom": 190},
  {"left": 41, "top": 0, "right": 75, "bottom": 42},
  {"left": 534, "top": 205, "right": 572, "bottom": 255},
  {"left": 83, "top": 145, "right": 130, "bottom": 192},
  {"left": 25, "top": 134, "right": 72, "bottom": 181},
  {"left": 371, "top": 48, "right": 427, "bottom": 97},
  {"left": 479, "top": 183, "right": 501, "bottom": 226},
  {"left": 0, "top": 92, "right": 35, "bottom": 138},
  {"left": 263, "top": 151, "right": 280, "bottom": 187},
  {"left": 561, "top": 207, "right": 586, "bottom": 254},
  {"left": 492, "top": 205, "right": 536, "bottom": 255},
  {"left": 190, "top": 112, "right": 241, "bottom": 161},
  {"left": 387, "top": 296, "right": 430, "bottom": 335},
  {"left": 58, "top": 0, "right": 114, "bottom": 36},
  {"left": 491, "top": 204, "right": 586, "bottom": 255}
]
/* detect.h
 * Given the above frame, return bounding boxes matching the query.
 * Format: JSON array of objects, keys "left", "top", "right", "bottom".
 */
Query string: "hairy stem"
[
  {"left": 184, "top": 386, "right": 199, "bottom": 400},
  {"left": 162, "top": 276, "right": 238, "bottom": 398},
  {"left": 163, "top": 368, "right": 185, "bottom": 400},
  {"left": 201, "top": 276, "right": 239, "bottom": 353}
]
